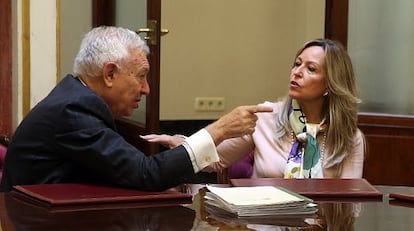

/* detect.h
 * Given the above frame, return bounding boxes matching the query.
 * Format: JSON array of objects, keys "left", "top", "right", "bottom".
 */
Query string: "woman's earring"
[{"left": 323, "top": 91, "right": 329, "bottom": 96}]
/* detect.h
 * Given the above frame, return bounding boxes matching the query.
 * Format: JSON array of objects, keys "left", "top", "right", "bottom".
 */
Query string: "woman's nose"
[{"left": 292, "top": 66, "right": 303, "bottom": 77}]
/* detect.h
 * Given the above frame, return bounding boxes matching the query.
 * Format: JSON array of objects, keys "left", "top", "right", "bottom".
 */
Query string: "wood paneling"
[
  {"left": 145, "top": 0, "right": 161, "bottom": 154},
  {"left": 358, "top": 113, "right": 414, "bottom": 186},
  {"left": 92, "top": 0, "right": 115, "bottom": 27},
  {"left": 325, "top": 0, "right": 348, "bottom": 47},
  {"left": 0, "top": 0, "right": 12, "bottom": 136}
]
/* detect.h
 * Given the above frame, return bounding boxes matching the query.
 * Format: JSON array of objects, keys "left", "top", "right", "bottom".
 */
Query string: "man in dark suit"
[{"left": 0, "top": 26, "right": 272, "bottom": 192}]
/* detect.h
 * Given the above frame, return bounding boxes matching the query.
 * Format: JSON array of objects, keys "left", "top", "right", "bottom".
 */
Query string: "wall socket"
[{"left": 194, "top": 97, "right": 225, "bottom": 111}]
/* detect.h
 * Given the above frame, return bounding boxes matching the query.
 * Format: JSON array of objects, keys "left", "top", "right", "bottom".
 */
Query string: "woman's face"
[{"left": 288, "top": 46, "right": 328, "bottom": 104}]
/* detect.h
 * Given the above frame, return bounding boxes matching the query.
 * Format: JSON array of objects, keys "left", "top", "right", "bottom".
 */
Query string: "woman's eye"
[
  {"left": 294, "top": 61, "right": 301, "bottom": 67},
  {"left": 308, "top": 66, "right": 316, "bottom": 72}
]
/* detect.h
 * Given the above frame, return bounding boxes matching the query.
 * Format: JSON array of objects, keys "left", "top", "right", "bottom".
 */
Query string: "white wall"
[
  {"left": 13, "top": 0, "right": 59, "bottom": 126},
  {"left": 29, "top": 0, "right": 58, "bottom": 106},
  {"left": 160, "top": 0, "right": 325, "bottom": 120}
]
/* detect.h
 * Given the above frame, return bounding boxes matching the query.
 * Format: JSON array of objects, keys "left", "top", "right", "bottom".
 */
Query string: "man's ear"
[{"left": 102, "top": 62, "right": 118, "bottom": 87}]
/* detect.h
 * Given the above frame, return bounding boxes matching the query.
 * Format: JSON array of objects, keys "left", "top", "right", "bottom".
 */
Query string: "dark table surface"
[{"left": 1, "top": 184, "right": 413, "bottom": 230}]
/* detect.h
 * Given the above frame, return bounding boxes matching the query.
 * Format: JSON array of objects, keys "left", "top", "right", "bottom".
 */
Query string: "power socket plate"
[{"left": 194, "top": 97, "right": 225, "bottom": 111}]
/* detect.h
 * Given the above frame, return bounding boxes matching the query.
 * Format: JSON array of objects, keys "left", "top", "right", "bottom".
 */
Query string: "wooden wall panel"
[
  {"left": 0, "top": 0, "right": 12, "bottom": 136},
  {"left": 325, "top": 0, "right": 348, "bottom": 47},
  {"left": 359, "top": 113, "right": 414, "bottom": 186}
]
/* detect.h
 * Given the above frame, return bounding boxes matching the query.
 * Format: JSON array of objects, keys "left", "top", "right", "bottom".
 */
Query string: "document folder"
[
  {"left": 388, "top": 192, "right": 414, "bottom": 208},
  {"left": 389, "top": 192, "right": 414, "bottom": 202},
  {"left": 230, "top": 178, "right": 382, "bottom": 200},
  {"left": 11, "top": 183, "right": 192, "bottom": 208}
]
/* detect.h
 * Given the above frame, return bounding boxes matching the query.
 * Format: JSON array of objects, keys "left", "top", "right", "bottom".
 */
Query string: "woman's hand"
[{"left": 140, "top": 134, "right": 186, "bottom": 149}]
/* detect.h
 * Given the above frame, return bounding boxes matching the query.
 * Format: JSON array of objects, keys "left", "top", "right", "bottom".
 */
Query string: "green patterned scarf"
[{"left": 284, "top": 99, "right": 328, "bottom": 178}]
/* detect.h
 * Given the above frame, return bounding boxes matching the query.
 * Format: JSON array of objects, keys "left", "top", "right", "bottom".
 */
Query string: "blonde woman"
[{"left": 143, "top": 39, "right": 365, "bottom": 179}]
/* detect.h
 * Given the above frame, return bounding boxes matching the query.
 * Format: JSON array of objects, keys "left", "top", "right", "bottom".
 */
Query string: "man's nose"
[{"left": 141, "top": 79, "right": 150, "bottom": 95}]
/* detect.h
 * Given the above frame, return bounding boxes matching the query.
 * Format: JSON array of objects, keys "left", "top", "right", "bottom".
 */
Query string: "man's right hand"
[{"left": 205, "top": 105, "right": 273, "bottom": 145}]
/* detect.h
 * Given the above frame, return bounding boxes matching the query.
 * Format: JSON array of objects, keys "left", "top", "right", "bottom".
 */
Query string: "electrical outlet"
[{"left": 195, "top": 97, "right": 225, "bottom": 111}]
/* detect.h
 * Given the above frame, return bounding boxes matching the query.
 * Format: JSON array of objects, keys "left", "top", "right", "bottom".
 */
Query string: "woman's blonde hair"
[{"left": 276, "top": 39, "right": 362, "bottom": 169}]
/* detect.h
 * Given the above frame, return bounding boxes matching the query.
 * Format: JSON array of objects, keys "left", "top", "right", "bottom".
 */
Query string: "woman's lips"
[{"left": 290, "top": 81, "right": 300, "bottom": 87}]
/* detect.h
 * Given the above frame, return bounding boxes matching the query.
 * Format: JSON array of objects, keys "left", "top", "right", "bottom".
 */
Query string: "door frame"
[
  {"left": 92, "top": 0, "right": 161, "bottom": 154},
  {"left": 324, "top": 0, "right": 348, "bottom": 47}
]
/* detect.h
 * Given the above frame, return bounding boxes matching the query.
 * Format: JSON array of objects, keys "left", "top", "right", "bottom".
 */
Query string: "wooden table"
[{"left": 0, "top": 184, "right": 413, "bottom": 230}]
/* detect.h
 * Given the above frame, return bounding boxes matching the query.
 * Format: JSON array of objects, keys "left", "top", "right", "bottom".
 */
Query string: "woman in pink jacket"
[{"left": 143, "top": 38, "right": 365, "bottom": 179}]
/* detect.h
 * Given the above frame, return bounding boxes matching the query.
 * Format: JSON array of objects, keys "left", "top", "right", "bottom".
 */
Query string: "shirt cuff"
[{"left": 182, "top": 128, "right": 219, "bottom": 173}]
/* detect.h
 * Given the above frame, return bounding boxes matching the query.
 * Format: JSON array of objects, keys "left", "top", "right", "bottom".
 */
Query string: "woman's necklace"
[{"left": 290, "top": 130, "right": 327, "bottom": 164}]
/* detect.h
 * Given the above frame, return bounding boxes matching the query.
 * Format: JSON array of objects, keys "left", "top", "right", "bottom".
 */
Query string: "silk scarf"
[{"left": 284, "top": 99, "right": 328, "bottom": 178}]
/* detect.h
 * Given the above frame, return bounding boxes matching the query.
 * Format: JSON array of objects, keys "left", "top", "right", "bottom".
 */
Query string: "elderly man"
[{"left": 0, "top": 26, "right": 272, "bottom": 192}]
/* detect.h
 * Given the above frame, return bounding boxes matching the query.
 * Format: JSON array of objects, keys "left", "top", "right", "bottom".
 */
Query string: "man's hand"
[
  {"left": 141, "top": 105, "right": 273, "bottom": 148},
  {"left": 205, "top": 105, "right": 273, "bottom": 145}
]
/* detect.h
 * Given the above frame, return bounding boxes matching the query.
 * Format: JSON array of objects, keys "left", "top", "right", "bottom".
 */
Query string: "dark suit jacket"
[{"left": 0, "top": 75, "right": 194, "bottom": 192}]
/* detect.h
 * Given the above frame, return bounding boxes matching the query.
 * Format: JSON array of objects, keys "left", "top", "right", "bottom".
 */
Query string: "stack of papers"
[{"left": 205, "top": 185, "right": 317, "bottom": 217}]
